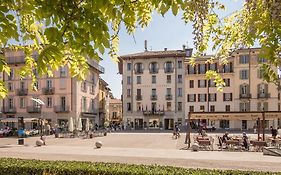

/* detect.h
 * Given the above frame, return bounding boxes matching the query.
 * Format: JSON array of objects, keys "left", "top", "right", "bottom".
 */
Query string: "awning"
[
  {"left": 189, "top": 111, "right": 281, "bottom": 120},
  {"left": 0, "top": 118, "right": 40, "bottom": 123}
]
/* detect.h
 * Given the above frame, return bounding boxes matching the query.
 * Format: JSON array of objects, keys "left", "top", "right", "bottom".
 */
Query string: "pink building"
[{"left": 1, "top": 49, "right": 104, "bottom": 130}]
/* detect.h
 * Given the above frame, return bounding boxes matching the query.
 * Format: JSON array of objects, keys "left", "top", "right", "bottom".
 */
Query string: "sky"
[{"left": 100, "top": 0, "right": 244, "bottom": 99}]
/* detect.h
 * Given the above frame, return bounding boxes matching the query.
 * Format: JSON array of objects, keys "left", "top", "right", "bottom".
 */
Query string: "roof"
[
  {"left": 119, "top": 48, "right": 193, "bottom": 60},
  {"left": 99, "top": 77, "right": 108, "bottom": 86},
  {"left": 118, "top": 48, "right": 193, "bottom": 74},
  {"left": 109, "top": 98, "right": 122, "bottom": 104}
]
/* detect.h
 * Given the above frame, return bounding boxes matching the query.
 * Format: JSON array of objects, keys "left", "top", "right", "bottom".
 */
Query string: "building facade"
[
  {"left": 1, "top": 49, "right": 104, "bottom": 130},
  {"left": 98, "top": 78, "right": 111, "bottom": 127},
  {"left": 120, "top": 47, "right": 281, "bottom": 130},
  {"left": 118, "top": 47, "right": 193, "bottom": 130},
  {"left": 109, "top": 98, "right": 122, "bottom": 125}
]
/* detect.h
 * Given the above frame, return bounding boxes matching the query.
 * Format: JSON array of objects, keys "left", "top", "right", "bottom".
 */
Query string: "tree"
[{"left": 0, "top": 0, "right": 280, "bottom": 98}]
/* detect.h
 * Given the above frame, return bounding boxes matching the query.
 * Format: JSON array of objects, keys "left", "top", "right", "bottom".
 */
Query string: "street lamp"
[{"left": 31, "top": 98, "right": 45, "bottom": 136}]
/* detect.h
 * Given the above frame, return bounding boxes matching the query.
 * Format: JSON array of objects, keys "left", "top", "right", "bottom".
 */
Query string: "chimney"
[
  {"left": 144, "top": 40, "right": 147, "bottom": 51},
  {"left": 182, "top": 45, "right": 186, "bottom": 51},
  {"left": 164, "top": 48, "right": 167, "bottom": 51}
]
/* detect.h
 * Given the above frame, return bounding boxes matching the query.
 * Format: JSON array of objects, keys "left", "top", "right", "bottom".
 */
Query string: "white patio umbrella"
[
  {"left": 77, "top": 118, "right": 82, "bottom": 131},
  {"left": 85, "top": 118, "right": 90, "bottom": 131},
  {"left": 68, "top": 117, "right": 74, "bottom": 132}
]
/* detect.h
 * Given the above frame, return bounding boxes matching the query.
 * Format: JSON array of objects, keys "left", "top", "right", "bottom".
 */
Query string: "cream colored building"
[
  {"left": 1, "top": 49, "right": 104, "bottom": 130},
  {"left": 118, "top": 47, "right": 193, "bottom": 130},
  {"left": 98, "top": 78, "right": 111, "bottom": 127},
  {"left": 185, "top": 48, "right": 280, "bottom": 130},
  {"left": 109, "top": 98, "right": 122, "bottom": 125},
  {"left": 120, "top": 47, "right": 280, "bottom": 130}
]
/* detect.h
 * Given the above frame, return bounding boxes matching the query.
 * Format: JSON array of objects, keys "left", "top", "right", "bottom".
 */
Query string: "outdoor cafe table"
[
  {"left": 250, "top": 140, "right": 267, "bottom": 151},
  {"left": 225, "top": 140, "right": 240, "bottom": 150}
]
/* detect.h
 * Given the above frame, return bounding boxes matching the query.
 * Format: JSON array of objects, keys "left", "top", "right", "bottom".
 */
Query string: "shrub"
[{"left": 0, "top": 158, "right": 279, "bottom": 175}]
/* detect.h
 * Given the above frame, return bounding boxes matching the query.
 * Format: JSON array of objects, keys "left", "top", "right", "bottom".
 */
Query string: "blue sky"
[{"left": 100, "top": 0, "right": 243, "bottom": 99}]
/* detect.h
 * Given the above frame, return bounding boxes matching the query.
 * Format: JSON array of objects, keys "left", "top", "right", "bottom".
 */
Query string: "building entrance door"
[
  {"left": 164, "top": 119, "right": 174, "bottom": 130},
  {"left": 134, "top": 119, "right": 143, "bottom": 130}
]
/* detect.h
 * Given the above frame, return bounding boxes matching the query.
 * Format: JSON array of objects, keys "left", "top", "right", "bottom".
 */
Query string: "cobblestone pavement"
[{"left": 0, "top": 132, "right": 280, "bottom": 172}]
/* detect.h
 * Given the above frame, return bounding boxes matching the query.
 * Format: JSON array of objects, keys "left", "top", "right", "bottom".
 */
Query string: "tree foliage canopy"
[{"left": 0, "top": 0, "right": 280, "bottom": 97}]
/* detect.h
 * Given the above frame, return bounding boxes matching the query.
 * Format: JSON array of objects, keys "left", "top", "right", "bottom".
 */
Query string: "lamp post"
[{"left": 30, "top": 98, "right": 45, "bottom": 136}]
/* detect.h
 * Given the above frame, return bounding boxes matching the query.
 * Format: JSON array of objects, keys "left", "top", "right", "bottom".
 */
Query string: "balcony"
[
  {"left": 257, "top": 93, "right": 270, "bottom": 99},
  {"left": 27, "top": 106, "right": 41, "bottom": 113},
  {"left": 81, "top": 109, "right": 98, "bottom": 117},
  {"left": 166, "top": 94, "right": 173, "bottom": 100},
  {"left": 16, "top": 88, "right": 28, "bottom": 96},
  {"left": 42, "top": 87, "right": 55, "bottom": 95},
  {"left": 2, "top": 107, "right": 16, "bottom": 113},
  {"left": 135, "top": 68, "right": 143, "bottom": 74},
  {"left": 87, "top": 59, "right": 105, "bottom": 74},
  {"left": 164, "top": 68, "right": 174, "bottom": 73},
  {"left": 149, "top": 68, "right": 158, "bottom": 74},
  {"left": 150, "top": 95, "right": 157, "bottom": 101},
  {"left": 143, "top": 110, "right": 165, "bottom": 116},
  {"left": 136, "top": 95, "right": 142, "bottom": 101},
  {"left": 54, "top": 105, "right": 70, "bottom": 113},
  {"left": 239, "top": 93, "right": 252, "bottom": 99}
]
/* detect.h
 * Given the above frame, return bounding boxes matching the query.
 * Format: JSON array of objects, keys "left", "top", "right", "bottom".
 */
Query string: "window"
[
  {"left": 257, "top": 68, "right": 264, "bottom": 79},
  {"left": 239, "top": 55, "right": 249, "bottom": 64},
  {"left": 167, "top": 102, "right": 172, "bottom": 111},
  {"left": 258, "top": 57, "right": 267, "bottom": 63},
  {"left": 112, "top": 112, "right": 117, "bottom": 119},
  {"left": 127, "top": 76, "right": 131, "bottom": 84},
  {"left": 209, "top": 79, "right": 215, "bottom": 87},
  {"left": 178, "top": 60, "right": 182, "bottom": 69},
  {"left": 189, "top": 106, "right": 194, "bottom": 112},
  {"left": 210, "top": 105, "right": 215, "bottom": 112},
  {"left": 209, "top": 63, "right": 217, "bottom": 71},
  {"left": 177, "top": 75, "right": 183, "bottom": 83},
  {"left": 152, "top": 75, "right": 156, "bottom": 84},
  {"left": 257, "top": 102, "right": 268, "bottom": 111},
  {"left": 198, "top": 80, "right": 207, "bottom": 88},
  {"left": 200, "top": 105, "right": 205, "bottom": 111},
  {"left": 198, "top": 94, "right": 207, "bottom": 102},
  {"left": 136, "top": 76, "right": 141, "bottom": 84},
  {"left": 33, "top": 81, "right": 39, "bottom": 91},
  {"left": 240, "top": 70, "right": 249, "bottom": 79},
  {"left": 47, "top": 79, "right": 53, "bottom": 88},
  {"left": 8, "top": 82, "right": 13, "bottom": 91},
  {"left": 8, "top": 68, "right": 14, "bottom": 80},
  {"left": 47, "top": 97, "right": 52, "bottom": 107},
  {"left": 91, "top": 99, "right": 95, "bottom": 112},
  {"left": 20, "top": 81, "right": 25, "bottom": 90},
  {"left": 167, "top": 75, "right": 171, "bottom": 83},
  {"left": 127, "top": 89, "right": 131, "bottom": 97},
  {"left": 189, "top": 80, "right": 194, "bottom": 88},
  {"left": 223, "top": 62, "right": 233, "bottom": 73},
  {"left": 166, "top": 88, "right": 172, "bottom": 95},
  {"left": 60, "top": 67, "right": 67, "bottom": 77},
  {"left": 149, "top": 62, "right": 158, "bottom": 73},
  {"left": 198, "top": 64, "right": 206, "bottom": 74},
  {"left": 134, "top": 63, "right": 143, "bottom": 74},
  {"left": 178, "top": 88, "right": 182, "bottom": 97},
  {"left": 8, "top": 98, "right": 14, "bottom": 109},
  {"left": 240, "top": 84, "right": 249, "bottom": 94},
  {"left": 127, "top": 103, "right": 131, "bottom": 111},
  {"left": 209, "top": 93, "right": 217, "bottom": 102},
  {"left": 127, "top": 63, "right": 131, "bottom": 71},
  {"left": 240, "top": 102, "right": 250, "bottom": 111},
  {"left": 224, "top": 78, "right": 230, "bottom": 87},
  {"left": 136, "top": 102, "right": 142, "bottom": 111},
  {"left": 225, "top": 105, "right": 231, "bottom": 112},
  {"left": 81, "top": 81, "right": 87, "bottom": 92},
  {"left": 178, "top": 102, "right": 182, "bottom": 111},
  {"left": 223, "top": 93, "right": 232, "bottom": 101},
  {"left": 164, "top": 62, "right": 173, "bottom": 73},
  {"left": 152, "top": 89, "right": 156, "bottom": 96},
  {"left": 220, "top": 120, "right": 229, "bottom": 128},
  {"left": 187, "top": 65, "right": 196, "bottom": 74},
  {"left": 82, "top": 97, "right": 87, "bottom": 112},
  {"left": 187, "top": 94, "right": 196, "bottom": 102},
  {"left": 19, "top": 98, "right": 25, "bottom": 108}
]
